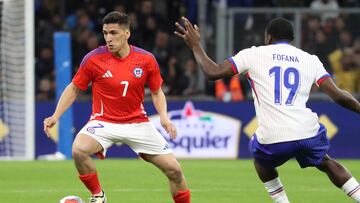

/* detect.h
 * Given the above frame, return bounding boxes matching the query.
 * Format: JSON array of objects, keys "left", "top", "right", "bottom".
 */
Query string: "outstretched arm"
[
  {"left": 43, "top": 82, "right": 81, "bottom": 137},
  {"left": 319, "top": 78, "right": 360, "bottom": 114},
  {"left": 151, "top": 87, "right": 177, "bottom": 139},
  {"left": 174, "top": 17, "right": 234, "bottom": 80}
]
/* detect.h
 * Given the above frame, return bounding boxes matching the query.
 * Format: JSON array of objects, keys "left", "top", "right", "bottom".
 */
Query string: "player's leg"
[
  {"left": 73, "top": 120, "right": 115, "bottom": 202},
  {"left": 250, "top": 135, "right": 291, "bottom": 203},
  {"left": 316, "top": 154, "right": 351, "bottom": 187},
  {"left": 72, "top": 134, "right": 103, "bottom": 174},
  {"left": 72, "top": 133, "right": 105, "bottom": 199},
  {"left": 253, "top": 160, "right": 290, "bottom": 203},
  {"left": 140, "top": 153, "right": 190, "bottom": 203},
  {"left": 296, "top": 124, "right": 360, "bottom": 202},
  {"left": 254, "top": 159, "right": 278, "bottom": 182},
  {"left": 317, "top": 154, "right": 360, "bottom": 202},
  {"left": 126, "top": 122, "right": 190, "bottom": 203}
]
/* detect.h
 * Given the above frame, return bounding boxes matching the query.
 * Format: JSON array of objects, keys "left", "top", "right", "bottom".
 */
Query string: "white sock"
[
  {"left": 264, "top": 177, "right": 290, "bottom": 203},
  {"left": 341, "top": 177, "right": 360, "bottom": 202},
  {"left": 93, "top": 190, "right": 103, "bottom": 197}
]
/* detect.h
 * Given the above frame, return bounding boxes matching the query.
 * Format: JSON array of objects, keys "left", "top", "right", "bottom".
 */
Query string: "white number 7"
[{"left": 120, "top": 81, "right": 129, "bottom": 97}]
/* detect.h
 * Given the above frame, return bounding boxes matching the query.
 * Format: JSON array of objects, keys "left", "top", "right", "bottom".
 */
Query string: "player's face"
[{"left": 103, "top": 23, "right": 130, "bottom": 53}]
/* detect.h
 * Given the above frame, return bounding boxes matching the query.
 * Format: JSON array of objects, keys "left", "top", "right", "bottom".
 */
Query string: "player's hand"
[
  {"left": 160, "top": 118, "right": 177, "bottom": 140},
  {"left": 174, "top": 17, "right": 201, "bottom": 49},
  {"left": 43, "top": 116, "right": 57, "bottom": 138}
]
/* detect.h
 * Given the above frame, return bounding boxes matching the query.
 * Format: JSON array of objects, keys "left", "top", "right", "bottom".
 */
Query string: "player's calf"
[
  {"left": 317, "top": 155, "right": 360, "bottom": 202},
  {"left": 316, "top": 155, "right": 351, "bottom": 187},
  {"left": 165, "top": 166, "right": 184, "bottom": 184},
  {"left": 143, "top": 153, "right": 191, "bottom": 203},
  {"left": 163, "top": 166, "right": 190, "bottom": 203}
]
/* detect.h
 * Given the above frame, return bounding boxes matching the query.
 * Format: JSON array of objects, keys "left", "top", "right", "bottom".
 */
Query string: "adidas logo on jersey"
[{"left": 102, "top": 70, "right": 113, "bottom": 78}]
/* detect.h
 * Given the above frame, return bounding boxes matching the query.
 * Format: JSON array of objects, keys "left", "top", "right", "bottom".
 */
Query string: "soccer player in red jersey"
[{"left": 43, "top": 12, "right": 190, "bottom": 203}]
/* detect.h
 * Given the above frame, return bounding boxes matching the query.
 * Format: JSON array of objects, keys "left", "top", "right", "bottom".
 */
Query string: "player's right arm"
[
  {"left": 43, "top": 52, "right": 94, "bottom": 138},
  {"left": 319, "top": 78, "right": 360, "bottom": 115},
  {"left": 43, "top": 83, "right": 81, "bottom": 137},
  {"left": 174, "top": 17, "right": 234, "bottom": 80}
]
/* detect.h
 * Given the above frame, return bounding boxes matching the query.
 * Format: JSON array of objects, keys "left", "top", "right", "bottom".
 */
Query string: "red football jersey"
[{"left": 72, "top": 45, "right": 163, "bottom": 123}]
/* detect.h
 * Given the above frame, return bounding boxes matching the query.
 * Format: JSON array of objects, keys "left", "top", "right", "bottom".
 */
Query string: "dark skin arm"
[
  {"left": 174, "top": 17, "right": 234, "bottom": 80},
  {"left": 175, "top": 17, "right": 360, "bottom": 115},
  {"left": 319, "top": 77, "right": 360, "bottom": 114}
]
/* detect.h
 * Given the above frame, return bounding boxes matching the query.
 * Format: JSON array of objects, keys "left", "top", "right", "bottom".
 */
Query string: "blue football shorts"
[{"left": 249, "top": 124, "right": 330, "bottom": 168}]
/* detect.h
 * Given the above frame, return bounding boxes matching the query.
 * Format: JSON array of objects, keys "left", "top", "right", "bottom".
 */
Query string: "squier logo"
[{"left": 150, "top": 101, "right": 241, "bottom": 159}]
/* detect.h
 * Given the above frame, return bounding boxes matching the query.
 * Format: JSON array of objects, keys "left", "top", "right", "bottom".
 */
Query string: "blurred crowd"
[
  {"left": 35, "top": 0, "right": 360, "bottom": 101},
  {"left": 302, "top": 1, "right": 360, "bottom": 93},
  {"left": 35, "top": 0, "right": 206, "bottom": 101}
]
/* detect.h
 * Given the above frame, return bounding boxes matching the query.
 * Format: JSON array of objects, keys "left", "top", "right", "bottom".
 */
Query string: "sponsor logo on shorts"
[{"left": 86, "top": 123, "right": 104, "bottom": 134}]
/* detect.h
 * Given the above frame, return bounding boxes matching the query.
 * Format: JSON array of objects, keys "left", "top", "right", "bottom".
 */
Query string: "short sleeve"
[
  {"left": 146, "top": 56, "right": 163, "bottom": 92},
  {"left": 313, "top": 55, "right": 331, "bottom": 86},
  {"left": 228, "top": 47, "right": 255, "bottom": 74},
  {"left": 72, "top": 59, "right": 94, "bottom": 91}
]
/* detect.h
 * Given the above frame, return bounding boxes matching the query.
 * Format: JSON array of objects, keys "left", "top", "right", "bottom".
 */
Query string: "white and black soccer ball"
[{"left": 59, "top": 196, "right": 84, "bottom": 203}]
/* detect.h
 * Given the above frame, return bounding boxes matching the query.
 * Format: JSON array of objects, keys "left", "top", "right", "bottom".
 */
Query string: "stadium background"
[
  {"left": 1, "top": 0, "right": 360, "bottom": 202},
  {"left": 34, "top": 0, "right": 360, "bottom": 159}
]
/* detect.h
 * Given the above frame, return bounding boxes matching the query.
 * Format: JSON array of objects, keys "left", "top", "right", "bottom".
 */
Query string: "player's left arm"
[
  {"left": 314, "top": 55, "right": 360, "bottom": 115},
  {"left": 151, "top": 88, "right": 177, "bottom": 139},
  {"left": 319, "top": 77, "right": 360, "bottom": 115},
  {"left": 174, "top": 17, "right": 235, "bottom": 80}
]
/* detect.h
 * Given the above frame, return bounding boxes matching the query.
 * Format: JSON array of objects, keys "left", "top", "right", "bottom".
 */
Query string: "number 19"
[{"left": 269, "top": 66, "right": 300, "bottom": 105}]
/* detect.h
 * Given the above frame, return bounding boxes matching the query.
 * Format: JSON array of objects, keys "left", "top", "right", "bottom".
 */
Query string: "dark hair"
[
  {"left": 265, "top": 18, "right": 294, "bottom": 42},
  {"left": 102, "top": 11, "right": 130, "bottom": 28}
]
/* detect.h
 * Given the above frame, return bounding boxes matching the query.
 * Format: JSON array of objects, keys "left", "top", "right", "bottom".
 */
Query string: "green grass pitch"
[{"left": 1, "top": 159, "right": 359, "bottom": 203}]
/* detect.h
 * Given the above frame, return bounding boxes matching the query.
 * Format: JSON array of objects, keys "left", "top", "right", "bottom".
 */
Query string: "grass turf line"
[{"left": 0, "top": 159, "right": 359, "bottom": 203}]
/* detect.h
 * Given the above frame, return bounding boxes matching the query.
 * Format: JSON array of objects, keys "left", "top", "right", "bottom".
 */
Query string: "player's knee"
[
  {"left": 72, "top": 146, "right": 88, "bottom": 160},
  {"left": 318, "top": 156, "right": 336, "bottom": 172},
  {"left": 165, "top": 166, "right": 183, "bottom": 181}
]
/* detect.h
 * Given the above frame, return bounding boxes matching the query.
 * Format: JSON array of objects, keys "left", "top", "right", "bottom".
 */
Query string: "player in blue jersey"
[{"left": 175, "top": 17, "right": 360, "bottom": 202}]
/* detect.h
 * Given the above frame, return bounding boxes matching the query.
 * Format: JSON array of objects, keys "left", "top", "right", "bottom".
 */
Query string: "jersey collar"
[
  {"left": 112, "top": 45, "right": 134, "bottom": 61},
  {"left": 274, "top": 41, "right": 291, "bottom": 45}
]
